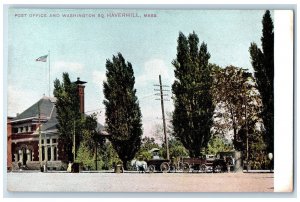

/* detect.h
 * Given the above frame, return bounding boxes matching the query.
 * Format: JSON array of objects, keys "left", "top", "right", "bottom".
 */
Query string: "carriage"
[
  {"left": 146, "top": 148, "right": 171, "bottom": 173},
  {"left": 130, "top": 148, "right": 171, "bottom": 173},
  {"left": 133, "top": 148, "right": 234, "bottom": 173},
  {"left": 179, "top": 156, "right": 214, "bottom": 172},
  {"left": 147, "top": 159, "right": 171, "bottom": 173},
  {"left": 146, "top": 155, "right": 220, "bottom": 173},
  {"left": 148, "top": 154, "right": 234, "bottom": 173},
  {"left": 176, "top": 153, "right": 234, "bottom": 173},
  {"left": 145, "top": 148, "right": 225, "bottom": 173}
]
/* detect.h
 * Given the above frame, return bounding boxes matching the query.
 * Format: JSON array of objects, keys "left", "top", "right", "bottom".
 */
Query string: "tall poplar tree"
[
  {"left": 103, "top": 53, "right": 143, "bottom": 169},
  {"left": 172, "top": 32, "right": 214, "bottom": 157},
  {"left": 53, "top": 73, "right": 81, "bottom": 162},
  {"left": 249, "top": 10, "right": 274, "bottom": 156}
]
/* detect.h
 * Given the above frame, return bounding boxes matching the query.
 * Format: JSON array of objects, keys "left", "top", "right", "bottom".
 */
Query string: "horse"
[{"left": 130, "top": 159, "right": 147, "bottom": 173}]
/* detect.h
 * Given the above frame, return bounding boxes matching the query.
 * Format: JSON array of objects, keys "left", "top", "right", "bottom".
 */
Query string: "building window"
[
  {"left": 42, "top": 146, "right": 45, "bottom": 161},
  {"left": 52, "top": 139, "right": 57, "bottom": 143},
  {"left": 47, "top": 139, "right": 50, "bottom": 144},
  {"left": 53, "top": 147, "right": 57, "bottom": 161},
  {"left": 47, "top": 147, "right": 51, "bottom": 161},
  {"left": 14, "top": 153, "right": 19, "bottom": 162},
  {"left": 41, "top": 139, "right": 44, "bottom": 145}
]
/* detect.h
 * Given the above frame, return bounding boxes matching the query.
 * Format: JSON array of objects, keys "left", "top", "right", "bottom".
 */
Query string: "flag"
[{"left": 36, "top": 55, "right": 48, "bottom": 62}]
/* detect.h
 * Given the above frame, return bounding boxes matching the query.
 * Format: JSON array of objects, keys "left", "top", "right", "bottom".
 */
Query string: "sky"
[{"left": 7, "top": 8, "right": 270, "bottom": 138}]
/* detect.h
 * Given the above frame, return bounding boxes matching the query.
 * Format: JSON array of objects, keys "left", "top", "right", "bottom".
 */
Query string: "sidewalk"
[{"left": 243, "top": 170, "right": 274, "bottom": 173}]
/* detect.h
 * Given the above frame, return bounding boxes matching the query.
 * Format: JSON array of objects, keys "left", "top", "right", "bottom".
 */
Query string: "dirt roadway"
[{"left": 7, "top": 172, "right": 273, "bottom": 192}]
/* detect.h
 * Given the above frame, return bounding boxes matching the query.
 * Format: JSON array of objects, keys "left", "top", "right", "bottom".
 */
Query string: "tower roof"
[{"left": 74, "top": 77, "right": 87, "bottom": 85}]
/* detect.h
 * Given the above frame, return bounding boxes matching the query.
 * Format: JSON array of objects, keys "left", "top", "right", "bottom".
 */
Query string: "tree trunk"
[
  {"left": 123, "top": 160, "right": 128, "bottom": 170},
  {"left": 189, "top": 150, "right": 200, "bottom": 158},
  {"left": 67, "top": 146, "right": 73, "bottom": 162}
]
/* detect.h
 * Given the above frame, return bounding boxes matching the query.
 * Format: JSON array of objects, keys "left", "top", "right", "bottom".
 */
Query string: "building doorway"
[{"left": 22, "top": 148, "right": 27, "bottom": 165}]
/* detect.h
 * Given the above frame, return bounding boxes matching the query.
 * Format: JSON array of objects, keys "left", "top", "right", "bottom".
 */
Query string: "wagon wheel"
[
  {"left": 169, "top": 163, "right": 176, "bottom": 172},
  {"left": 182, "top": 162, "right": 190, "bottom": 173},
  {"left": 214, "top": 165, "right": 222, "bottom": 173},
  {"left": 177, "top": 162, "right": 184, "bottom": 172},
  {"left": 148, "top": 165, "right": 155, "bottom": 173},
  {"left": 160, "top": 162, "right": 170, "bottom": 173},
  {"left": 200, "top": 164, "right": 207, "bottom": 173}
]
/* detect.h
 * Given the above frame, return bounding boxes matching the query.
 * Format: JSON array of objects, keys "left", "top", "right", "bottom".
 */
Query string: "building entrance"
[{"left": 22, "top": 148, "right": 27, "bottom": 165}]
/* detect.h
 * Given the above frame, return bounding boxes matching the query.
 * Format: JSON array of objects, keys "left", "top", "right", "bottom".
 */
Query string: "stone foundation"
[{"left": 12, "top": 161, "right": 67, "bottom": 171}]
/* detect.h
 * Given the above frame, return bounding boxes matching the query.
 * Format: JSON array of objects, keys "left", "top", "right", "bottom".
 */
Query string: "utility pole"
[
  {"left": 154, "top": 75, "right": 170, "bottom": 160},
  {"left": 48, "top": 50, "right": 51, "bottom": 97}
]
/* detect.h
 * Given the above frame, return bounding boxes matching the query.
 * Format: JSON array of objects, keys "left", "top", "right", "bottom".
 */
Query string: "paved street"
[{"left": 7, "top": 172, "right": 274, "bottom": 192}]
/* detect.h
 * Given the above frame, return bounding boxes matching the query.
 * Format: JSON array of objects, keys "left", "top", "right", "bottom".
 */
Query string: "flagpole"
[{"left": 48, "top": 50, "right": 50, "bottom": 97}]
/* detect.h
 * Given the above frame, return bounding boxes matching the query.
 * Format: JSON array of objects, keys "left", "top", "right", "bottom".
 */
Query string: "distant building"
[{"left": 7, "top": 78, "right": 107, "bottom": 171}]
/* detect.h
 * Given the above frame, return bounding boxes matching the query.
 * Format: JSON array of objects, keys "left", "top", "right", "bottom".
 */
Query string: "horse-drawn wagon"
[
  {"left": 179, "top": 155, "right": 214, "bottom": 172},
  {"left": 131, "top": 148, "right": 171, "bottom": 173},
  {"left": 131, "top": 148, "right": 235, "bottom": 173},
  {"left": 146, "top": 148, "right": 170, "bottom": 173},
  {"left": 214, "top": 151, "right": 235, "bottom": 172},
  {"left": 147, "top": 159, "right": 171, "bottom": 173},
  {"left": 145, "top": 148, "right": 221, "bottom": 173},
  {"left": 172, "top": 153, "right": 234, "bottom": 173}
]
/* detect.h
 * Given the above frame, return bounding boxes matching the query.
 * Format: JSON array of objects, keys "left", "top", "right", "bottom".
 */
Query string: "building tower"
[{"left": 74, "top": 77, "right": 87, "bottom": 114}]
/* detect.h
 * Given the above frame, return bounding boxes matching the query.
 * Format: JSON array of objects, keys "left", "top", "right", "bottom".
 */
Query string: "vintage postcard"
[{"left": 5, "top": 7, "right": 294, "bottom": 193}]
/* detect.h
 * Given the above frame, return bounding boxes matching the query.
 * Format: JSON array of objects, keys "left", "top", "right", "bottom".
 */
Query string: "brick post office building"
[{"left": 7, "top": 78, "right": 105, "bottom": 171}]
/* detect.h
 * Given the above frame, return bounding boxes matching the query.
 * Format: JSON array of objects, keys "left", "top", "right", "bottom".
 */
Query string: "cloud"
[
  {"left": 92, "top": 70, "right": 106, "bottom": 87},
  {"left": 134, "top": 59, "right": 175, "bottom": 138},
  {"left": 136, "top": 59, "right": 174, "bottom": 86},
  {"left": 144, "top": 59, "right": 170, "bottom": 79},
  {"left": 52, "top": 61, "right": 84, "bottom": 75},
  {"left": 7, "top": 85, "right": 41, "bottom": 117}
]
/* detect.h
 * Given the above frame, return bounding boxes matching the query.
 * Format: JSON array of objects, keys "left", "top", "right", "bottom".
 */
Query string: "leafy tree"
[
  {"left": 212, "top": 65, "right": 263, "bottom": 151},
  {"left": 212, "top": 65, "right": 269, "bottom": 167},
  {"left": 80, "top": 114, "right": 100, "bottom": 148},
  {"left": 249, "top": 10, "right": 274, "bottom": 156},
  {"left": 76, "top": 142, "right": 97, "bottom": 170},
  {"left": 237, "top": 120, "right": 269, "bottom": 169},
  {"left": 161, "top": 138, "right": 189, "bottom": 158},
  {"left": 150, "top": 119, "right": 188, "bottom": 159},
  {"left": 206, "top": 136, "right": 233, "bottom": 155},
  {"left": 103, "top": 53, "right": 143, "bottom": 170},
  {"left": 172, "top": 31, "right": 214, "bottom": 157},
  {"left": 77, "top": 139, "right": 122, "bottom": 171},
  {"left": 135, "top": 137, "right": 160, "bottom": 161},
  {"left": 76, "top": 113, "right": 105, "bottom": 170},
  {"left": 99, "top": 141, "right": 121, "bottom": 170},
  {"left": 53, "top": 73, "right": 81, "bottom": 162},
  {"left": 152, "top": 112, "right": 173, "bottom": 149}
]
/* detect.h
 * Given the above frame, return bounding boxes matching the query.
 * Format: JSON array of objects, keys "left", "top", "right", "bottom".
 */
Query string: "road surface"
[{"left": 7, "top": 172, "right": 274, "bottom": 192}]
